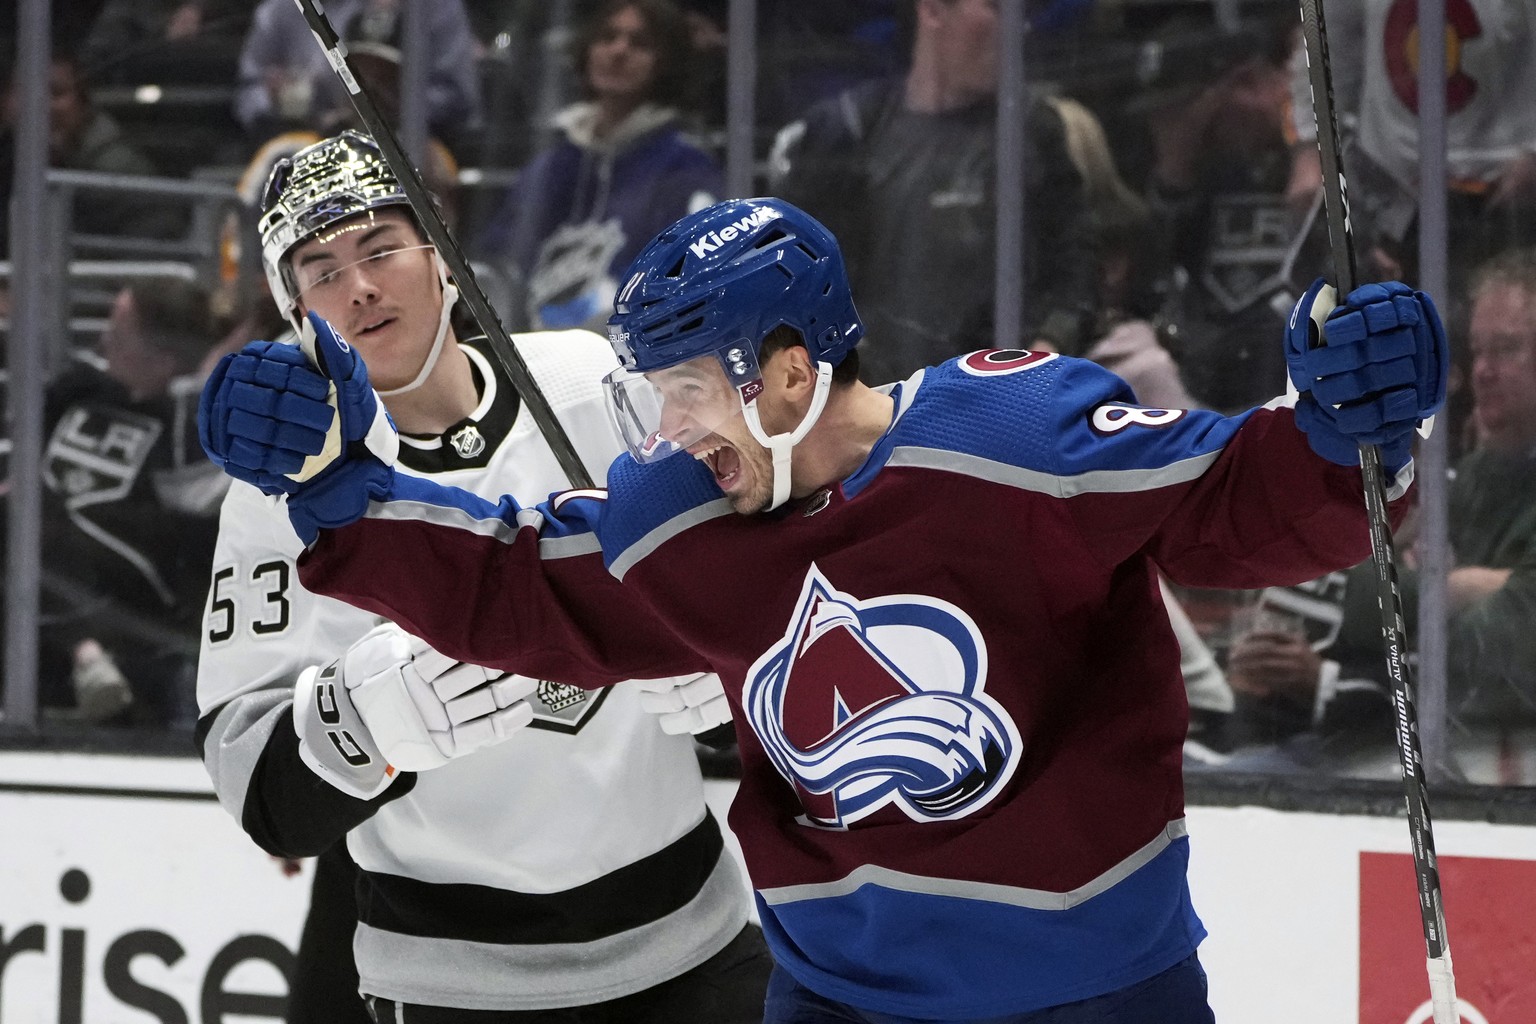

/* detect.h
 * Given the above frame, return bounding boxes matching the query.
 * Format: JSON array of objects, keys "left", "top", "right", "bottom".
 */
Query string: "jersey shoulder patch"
[{"left": 955, "top": 348, "right": 1059, "bottom": 377}]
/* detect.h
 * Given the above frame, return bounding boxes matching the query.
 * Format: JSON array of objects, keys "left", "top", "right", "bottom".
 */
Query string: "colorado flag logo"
[{"left": 745, "top": 566, "right": 1020, "bottom": 828}]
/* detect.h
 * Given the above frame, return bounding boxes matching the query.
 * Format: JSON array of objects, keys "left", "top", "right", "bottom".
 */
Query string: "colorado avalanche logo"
[{"left": 745, "top": 566, "right": 1020, "bottom": 829}]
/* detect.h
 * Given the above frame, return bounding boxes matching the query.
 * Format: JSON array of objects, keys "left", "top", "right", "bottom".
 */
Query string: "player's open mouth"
[
  {"left": 358, "top": 316, "right": 395, "bottom": 336},
  {"left": 693, "top": 442, "right": 741, "bottom": 489}
]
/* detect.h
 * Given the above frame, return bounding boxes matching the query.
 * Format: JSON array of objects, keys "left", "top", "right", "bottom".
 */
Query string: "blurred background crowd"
[{"left": 0, "top": 0, "right": 1533, "bottom": 791}]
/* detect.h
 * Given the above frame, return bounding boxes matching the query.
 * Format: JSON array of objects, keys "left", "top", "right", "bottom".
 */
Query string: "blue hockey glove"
[
  {"left": 199, "top": 311, "right": 398, "bottom": 542},
  {"left": 1284, "top": 277, "right": 1448, "bottom": 470},
  {"left": 199, "top": 339, "right": 332, "bottom": 494}
]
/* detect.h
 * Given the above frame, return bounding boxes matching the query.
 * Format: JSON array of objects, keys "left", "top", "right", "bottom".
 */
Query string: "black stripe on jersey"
[
  {"left": 356, "top": 810, "right": 726, "bottom": 944},
  {"left": 397, "top": 337, "right": 521, "bottom": 474},
  {"left": 197, "top": 703, "right": 418, "bottom": 858}
]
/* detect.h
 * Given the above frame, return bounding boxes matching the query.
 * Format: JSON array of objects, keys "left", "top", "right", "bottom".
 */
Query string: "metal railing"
[{"left": 1, "top": 0, "right": 1527, "bottom": 814}]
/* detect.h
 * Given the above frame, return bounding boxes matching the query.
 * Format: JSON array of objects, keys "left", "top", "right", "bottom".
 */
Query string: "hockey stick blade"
[
  {"left": 1298, "top": 2, "right": 1457, "bottom": 1022},
  {"left": 289, "top": 0, "right": 594, "bottom": 490}
]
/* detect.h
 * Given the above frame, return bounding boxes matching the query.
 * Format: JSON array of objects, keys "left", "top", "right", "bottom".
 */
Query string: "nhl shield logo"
[
  {"left": 449, "top": 424, "right": 486, "bottom": 459},
  {"left": 743, "top": 565, "right": 1021, "bottom": 829}
]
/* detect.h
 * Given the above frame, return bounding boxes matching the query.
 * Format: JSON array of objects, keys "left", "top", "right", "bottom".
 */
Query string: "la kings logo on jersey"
[
  {"left": 526, "top": 679, "right": 610, "bottom": 733},
  {"left": 1201, "top": 193, "right": 1322, "bottom": 316},
  {"left": 43, "top": 405, "right": 161, "bottom": 508}
]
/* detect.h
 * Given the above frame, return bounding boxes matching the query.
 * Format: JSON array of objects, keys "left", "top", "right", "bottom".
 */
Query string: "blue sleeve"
[
  {"left": 1038, "top": 358, "right": 1390, "bottom": 588},
  {"left": 913, "top": 354, "right": 1391, "bottom": 590}
]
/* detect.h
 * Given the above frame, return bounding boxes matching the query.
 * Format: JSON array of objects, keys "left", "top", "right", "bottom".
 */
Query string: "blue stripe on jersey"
[
  {"left": 601, "top": 449, "right": 726, "bottom": 565},
  {"left": 383, "top": 448, "right": 727, "bottom": 573},
  {"left": 755, "top": 837, "right": 1204, "bottom": 1019},
  {"left": 884, "top": 356, "right": 1259, "bottom": 482}
]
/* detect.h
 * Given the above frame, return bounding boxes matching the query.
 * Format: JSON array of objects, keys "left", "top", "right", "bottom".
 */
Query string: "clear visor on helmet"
[
  {"left": 603, "top": 343, "right": 764, "bottom": 464},
  {"left": 293, "top": 242, "right": 436, "bottom": 307}
]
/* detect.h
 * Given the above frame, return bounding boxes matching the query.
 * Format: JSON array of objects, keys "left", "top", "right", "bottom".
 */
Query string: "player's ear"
[{"left": 768, "top": 344, "right": 817, "bottom": 398}]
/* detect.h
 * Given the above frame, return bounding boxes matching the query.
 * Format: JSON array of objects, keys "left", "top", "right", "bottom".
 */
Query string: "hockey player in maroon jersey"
[{"left": 197, "top": 197, "right": 1446, "bottom": 1022}]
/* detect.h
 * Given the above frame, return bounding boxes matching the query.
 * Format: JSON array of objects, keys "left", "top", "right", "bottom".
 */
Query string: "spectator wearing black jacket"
[
  {"left": 30, "top": 279, "right": 227, "bottom": 727},
  {"left": 768, "top": 0, "right": 1097, "bottom": 385},
  {"left": 1132, "top": 13, "right": 1327, "bottom": 415}
]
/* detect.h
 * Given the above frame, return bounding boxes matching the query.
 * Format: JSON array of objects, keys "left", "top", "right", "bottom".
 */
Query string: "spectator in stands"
[
  {"left": 1286, "top": 0, "right": 1536, "bottom": 293},
  {"left": 0, "top": 51, "right": 186, "bottom": 254},
  {"left": 1132, "top": 12, "right": 1325, "bottom": 415},
  {"left": 1214, "top": 568, "right": 1382, "bottom": 761},
  {"left": 768, "top": 0, "right": 1097, "bottom": 385},
  {"left": 752, "top": 0, "right": 903, "bottom": 139},
  {"left": 1046, "top": 94, "right": 1198, "bottom": 410},
  {"left": 234, "top": 0, "right": 480, "bottom": 154},
  {"left": 81, "top": 0, "right": 253, "bottom": 86},
  {"left": 1220, "top": 248, "right": 1536, "bottom": 782},
  {"left": 475, "top": 0, "right": 722, "bottom": 333},
  {"left": 33, "top": 279, "right": 226, "bottom": 728}
]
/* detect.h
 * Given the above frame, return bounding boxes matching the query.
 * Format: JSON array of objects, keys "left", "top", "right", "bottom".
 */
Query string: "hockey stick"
[
  {"left": 1297, "top": 2, "right": 1457, "bottom": 1021},
  {"left": 288, "top": 0, "right": 595, "bottom": 490}
]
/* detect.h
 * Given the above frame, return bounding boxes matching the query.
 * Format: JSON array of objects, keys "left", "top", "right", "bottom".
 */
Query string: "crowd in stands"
[{"left": 1, "top": 0, "right": 1532, "bottom": 786}]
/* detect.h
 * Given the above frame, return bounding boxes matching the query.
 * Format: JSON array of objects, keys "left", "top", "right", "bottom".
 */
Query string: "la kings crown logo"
[
  {"left": 525, "top": 679, "right": 609, "bottom": 732},
  {"left": 536, "top": 681, "right": 585, "bottom": 714}
]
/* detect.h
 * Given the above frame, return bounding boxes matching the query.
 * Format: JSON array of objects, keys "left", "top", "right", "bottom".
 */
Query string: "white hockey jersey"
[
  {"left": 195, "top": 331, "right": 747, "bottom": 1010},
  {"left": 1290, "top": 0, "right": 1536, "bottom": 190}
]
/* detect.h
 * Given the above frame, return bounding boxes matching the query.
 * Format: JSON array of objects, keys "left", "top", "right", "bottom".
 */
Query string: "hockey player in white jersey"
[{"left": 194, "top": 130, "right": 767, "bottom": 1023}]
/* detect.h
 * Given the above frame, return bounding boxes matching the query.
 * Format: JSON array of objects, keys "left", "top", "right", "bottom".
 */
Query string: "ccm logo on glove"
[{"left": 314, "top": 665, "right": 378, "bottom": 770}]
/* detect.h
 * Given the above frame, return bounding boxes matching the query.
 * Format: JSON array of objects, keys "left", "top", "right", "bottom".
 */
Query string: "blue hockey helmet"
[
  {"left": 603, "top": 198, "right": 865, "bottom": 509},
  {"left": 606, "top": 197, "right": 863, "bottom": 374}
]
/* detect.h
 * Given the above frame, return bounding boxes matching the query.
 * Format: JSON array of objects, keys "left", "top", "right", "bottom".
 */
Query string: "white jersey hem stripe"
[{"left": 757, "top": 818, "right": 1189, "bottom": 910}]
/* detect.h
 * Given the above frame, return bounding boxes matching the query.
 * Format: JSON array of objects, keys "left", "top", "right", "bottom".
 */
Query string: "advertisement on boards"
[
  {"left": 0, "top": 753, "right": 309, "bottom": 1024},
  {"left": 1360, "top": 852, "right": 1536, "bottom": 1024}
]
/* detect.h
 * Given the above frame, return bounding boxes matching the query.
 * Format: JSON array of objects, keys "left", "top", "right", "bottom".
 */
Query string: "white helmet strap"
[
  {"left": 378, "top": 253, "right": 457, "bottom": 397},
  {"left": 740, "top": 360, "right": 834, "bottom": 511}
]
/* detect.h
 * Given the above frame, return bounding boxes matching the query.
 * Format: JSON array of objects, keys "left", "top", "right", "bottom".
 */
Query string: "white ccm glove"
[
  {"left": 293, "top": 623, "right": 538, "bottom": 799},
  {"left": 634, "top": 673, "right": 732, "bottom": 736}
]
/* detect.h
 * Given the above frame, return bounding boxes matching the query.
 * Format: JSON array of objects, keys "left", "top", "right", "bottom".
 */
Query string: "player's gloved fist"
[
  {"left": 198, "top": 339, "right": 335, "bottom": 495},
  {"left": 198, "top": 311, "right": 400, "bottom": 544},
  {"left": 293, "top": 644, "right": 397, "bottom": 801},
  {"left": 328, "top": 622, "right": 538, "bottom": 777},
  {"left": 635, "top": 673, "right": 732, "bottom": 736},
  {"left": 1284, "top": 277, "right": 1448, "bottom": 472}
]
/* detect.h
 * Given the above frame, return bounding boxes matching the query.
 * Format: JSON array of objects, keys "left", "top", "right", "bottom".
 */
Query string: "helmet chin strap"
[
  {"left": 378, "top": 253, "right": 457, "bottom": 397},
  {"left": 740, "top": 361, "right": 834, "bottom": 510}
]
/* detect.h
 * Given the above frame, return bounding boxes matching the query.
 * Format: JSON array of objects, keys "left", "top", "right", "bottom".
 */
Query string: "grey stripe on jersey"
[
  {"left": 758, "top": 819, "right": 1190, "bottom": 911},
  {"left": 201, "top": 687, "right": 292, "bottom": 824},
  {"left": 352, "top": 849, "right": 749, "bottom": 1010},
  {"left": 363, "top": 497, "right": 605, "bottom": 561},
  {"left": 887, "top": 446, "right": 1222, "bottom": 497}
]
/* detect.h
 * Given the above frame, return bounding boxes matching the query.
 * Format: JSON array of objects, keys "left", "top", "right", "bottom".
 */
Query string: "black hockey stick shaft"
[
  {"left": 1298, "top": 1, "right": 1457, "bottom": 1018},
  {"left": 289, "top": 0, "right": 594, "bottom": 490}
]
